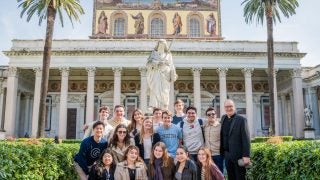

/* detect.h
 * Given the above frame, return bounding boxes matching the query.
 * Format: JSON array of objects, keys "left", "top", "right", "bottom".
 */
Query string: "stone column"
[
  {"left": 242, "top": 68, "right": 254, "bottom": 138},
  {"left": 217, "top": 68, "right": 228, "bottom": 116},
  {"left": 58, "top": 67, "right": 69, "bottom": 139},
  {"left": 289, "top": 92, "right": 294, "bottom": 135},
  {"left": 15, "top": 92, "right": 21, "bottom": 137},
  {"left": 309, "top": 87, "right": 320, "bottom": 135},
  {"left": 4, "top": 67, "right": 19, "bottom": 136},
  {"left": 139, "top": 67, "right": 148, "bottom": 112},
  {"left": 0, "top": 79, "right": 4, "bottom": 131},
  {"left": 290, "top": 68, "right": 304, "bottom": 138},
  {"left": 86, "top": 67, "right": 96, "bottom": 124},
  {"left": 31, "top": 67, "right": 42, "bottom": 137},
  {"left": 23, "top": 93, "right": 32, "bottom": 137},
  {"left": 273, "top": 70, "right": 279, "bottom": 135},
  {"left": 192, "top": 68, "right": 202, "bottom": 115},
  {"left": 280, "top": 94, "right": 287, "bottom": 135},
  {"left": 112, "top": 67, "right": 122, "bottom": 108}
]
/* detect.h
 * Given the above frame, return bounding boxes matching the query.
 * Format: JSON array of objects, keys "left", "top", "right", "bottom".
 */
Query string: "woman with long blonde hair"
[
  {"left": 197, "top": 147, "right": 224, "bottom": 180},
  {"left": 148, "top": 142, "right": 175, "bottom": 180},
  {"left": 134, "top": 116, "right": 160, "bottom": 165}
]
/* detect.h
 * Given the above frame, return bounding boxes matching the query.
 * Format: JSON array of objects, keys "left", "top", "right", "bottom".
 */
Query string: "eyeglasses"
[
  {"left": 207, "top": 113, "right": 216, "bottom": 117},
  {"left": 117, "top": 131, "right": 127, "bottom": 134}
]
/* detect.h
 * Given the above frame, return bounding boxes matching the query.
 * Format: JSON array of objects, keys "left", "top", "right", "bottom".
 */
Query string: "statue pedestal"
[{"left": 304, "top": 128, "right": 315, "bottom": 139}]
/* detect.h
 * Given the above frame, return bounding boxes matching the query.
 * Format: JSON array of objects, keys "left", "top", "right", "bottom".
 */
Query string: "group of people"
[{"left": 74, "top": 99, "right": 251, "bottom": 180}]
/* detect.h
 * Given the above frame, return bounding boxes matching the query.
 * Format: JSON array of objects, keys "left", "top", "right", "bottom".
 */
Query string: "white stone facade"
[{"left": 0, "top": 39, "right": 318, "bottom": 139}]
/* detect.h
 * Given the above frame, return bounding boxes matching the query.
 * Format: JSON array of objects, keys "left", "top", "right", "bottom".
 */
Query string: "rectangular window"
[
  {"left": 45, "top": 96, "right": 52, "bottom": 131},
  {"left": 114, "top": 18, "right": 125, "bottom": 37},
  {"left": 189, "top": 18, "right": 200, "bottom": 37},
  {"left": 212, "top": 96, "right": 220, "bottom": 118},
  {"left": 151, "top": 18, "right": 164, "bottom": 37},
  {"left": 124, "top": 96, "right": 139, "bottom": 119},
  {"left": 260, "top": 96, "right": 270, "bottom": 131}
]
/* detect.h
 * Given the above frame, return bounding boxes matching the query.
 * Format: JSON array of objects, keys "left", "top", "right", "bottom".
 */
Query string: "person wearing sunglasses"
[
  {"left": 204, "top": 107, "right": 224, "bottom": 174},
  {"left": 108, "top": 124, "right": 135, "bottom": 164}
]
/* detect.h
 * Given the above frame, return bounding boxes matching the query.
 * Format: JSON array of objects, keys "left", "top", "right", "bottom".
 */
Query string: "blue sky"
[{"left": 0, "top": 0, "right": 319, "bottom": 67}]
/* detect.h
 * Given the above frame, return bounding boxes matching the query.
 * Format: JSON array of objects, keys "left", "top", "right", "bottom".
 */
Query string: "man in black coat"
[{"left": 220, "top": 99, "right": 251, "bottom": 180}]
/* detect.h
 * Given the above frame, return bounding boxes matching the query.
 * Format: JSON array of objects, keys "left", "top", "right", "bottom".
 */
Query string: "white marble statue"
[
  {"left": 304, "top": 107, "right": 313, "bottom": 128},
  {"left": 146, "top": 39, "right": 177, "bottom": 110}
]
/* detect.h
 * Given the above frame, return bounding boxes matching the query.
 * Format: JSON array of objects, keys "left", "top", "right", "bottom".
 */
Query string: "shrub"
[
  {"left": 62, "top": 139, "right": 82, "bottom": 144},
  {"left": 0, "top": 141, "right": 79, "bottom": 179},
  {"left": 247, "top": 141, "right": 320, "bottom": 179},
  {"left": 252, "top": 136, "right": 293, "bottom": 143},
  {"left": 1, "top": 139, "right": 319, "bottom": 179}
]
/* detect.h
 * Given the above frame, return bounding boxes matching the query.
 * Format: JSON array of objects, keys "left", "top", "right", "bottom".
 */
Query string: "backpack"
[{"left": 180, "top": 118, "right": 205, "bottom": 142}]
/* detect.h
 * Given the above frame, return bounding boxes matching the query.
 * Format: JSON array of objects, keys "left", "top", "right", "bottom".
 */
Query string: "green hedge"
[
  {"left": 1, "top": 140, "right": 320, "bottom": 179},
  {"left": 247, "top": 141, "right": 320, "bottom": 179},
  {"left": 251, "top": 136, "right": 293, "bottom": 143},
  {"left": 0, "top": 141, "right": 79, "bottom": 179}
]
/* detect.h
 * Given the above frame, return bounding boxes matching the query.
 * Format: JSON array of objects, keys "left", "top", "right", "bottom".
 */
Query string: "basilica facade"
[{"left": 0, "top": 0, "right": 319, "bottom": 139}]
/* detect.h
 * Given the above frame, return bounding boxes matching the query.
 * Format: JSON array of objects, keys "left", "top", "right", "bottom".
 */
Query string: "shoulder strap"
[
  {"left": 180, "top": 121, "right": 184, "bottom": 129},
  {"left": 179, "top": 121, "right": 184, "bottom": 145},
  {"left": 198, "top": 119, "right": 205, "bottom": 141}
]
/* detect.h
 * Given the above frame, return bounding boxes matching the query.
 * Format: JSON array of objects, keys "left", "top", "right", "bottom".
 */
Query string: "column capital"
[
  {"left": 191, "top": 67, "right": 202, "bottom": 76},
  {"left": 290, "top": 68, "right": 302, "bottom": 78},
  {"left": 242, "top": 68, "right": 254, "bottom": 78},
  {"left": 7, "top": 66, "right": 18, "bottom": 77},
  {"left": 86, "top": 67, "right": 96, "bottom": 77},
  {"left": 216, "top": 67, "right": 228, "bottom": 77},
  {"left": 59, "top": 67, "right": 70, "bottom": 77},
  {"left": 139, "top": 67, "right": 147, "bottom": 76},
  {"left": 112, "top": 67, "right": 123, "bottom": 72},
  {"left": 112, "top": 67, "right": 123, "bottom": 76},
  {"left": 23, "top": 92, "right": 32, "bottom": 99},
  {"left": 33, "top": 67, "right": 42, "bottom": 77},
  {"left": 265, "top": 68, "right": 279, "bottom": 76}
]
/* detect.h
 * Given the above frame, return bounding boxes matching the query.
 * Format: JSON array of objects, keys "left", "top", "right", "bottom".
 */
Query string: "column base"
[
  {"left": 304, "top": 128, "right": 315, "bottom": 139},
  {"left": 0, "top": 130, "right": 6, "bottom": 140}
]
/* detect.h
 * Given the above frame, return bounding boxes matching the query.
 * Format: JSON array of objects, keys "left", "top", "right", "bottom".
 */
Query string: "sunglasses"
[
  {"left": 207, "top": 113, "right": 216, "bottom": 117},
  {"left": 117, "top": 131, "right": 127, "bottom": 134}
]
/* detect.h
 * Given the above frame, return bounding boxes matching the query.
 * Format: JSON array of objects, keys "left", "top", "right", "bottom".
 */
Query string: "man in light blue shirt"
[{"left": 156, "top": 110, "right": 182, "bottom": 158}]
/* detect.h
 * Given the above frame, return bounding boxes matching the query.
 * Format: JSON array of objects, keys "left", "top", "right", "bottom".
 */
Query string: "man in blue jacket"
[{"left": 74, "top": 121, "right": 108, "bottom": 180}]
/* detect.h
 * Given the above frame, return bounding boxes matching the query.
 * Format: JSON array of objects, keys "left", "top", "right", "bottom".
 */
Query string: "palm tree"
[
  {"left": 18, "top": 0, "right": 84, "bottom": 137},
  {"left": 242, "top": 0, "right": 299, "bottom": 135}
]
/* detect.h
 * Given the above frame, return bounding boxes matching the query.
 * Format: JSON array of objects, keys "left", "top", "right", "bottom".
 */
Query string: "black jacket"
[
  {"left": 88, "top": 163, "right": 115, "bottom": 180},
  {"left": 220, "top": 113, "right": 250, "bottom": 161},
  {"left": 134, "top": 132, "right": 161, "bottom": 160},
  {"left": 175, "top": 159, "right": 198, "bottom": 180}
]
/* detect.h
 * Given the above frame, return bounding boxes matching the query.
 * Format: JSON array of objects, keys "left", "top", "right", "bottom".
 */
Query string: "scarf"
[{"left": 154, "top": 158, "right": 163, "bottom": 180}]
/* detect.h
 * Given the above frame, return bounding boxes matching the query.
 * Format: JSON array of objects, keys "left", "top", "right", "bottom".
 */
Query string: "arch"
[
  {"left": 110, "top": 10, "right": 128, "bottom": 37},
  {"left": 186, "top": 12, "right": 204, "bottom": 38},
  {"left": 148, "top": 11, "right": 167, "bottom": 37}
]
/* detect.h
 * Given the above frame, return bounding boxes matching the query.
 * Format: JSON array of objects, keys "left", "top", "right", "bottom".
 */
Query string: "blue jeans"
[{"left": 212, "top": 155, "right": 224, "bottom": 174}]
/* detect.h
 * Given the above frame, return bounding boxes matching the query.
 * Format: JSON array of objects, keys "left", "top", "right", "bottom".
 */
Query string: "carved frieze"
[{"left": 48, "top": 80, "right": 140, "bottom": 93}]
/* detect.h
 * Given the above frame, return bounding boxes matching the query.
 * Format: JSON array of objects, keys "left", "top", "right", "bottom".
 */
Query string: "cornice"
[
  {"left": 3, "top": 50, "right": 306, "bottom": 58},
  {"left": 303, "top": 71, "right": 320, "bottom": 82}
]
